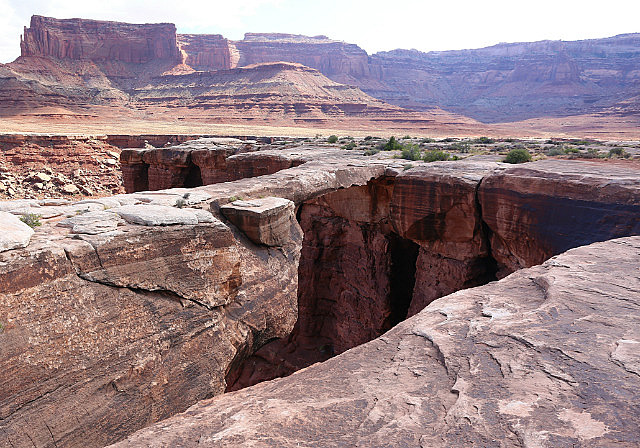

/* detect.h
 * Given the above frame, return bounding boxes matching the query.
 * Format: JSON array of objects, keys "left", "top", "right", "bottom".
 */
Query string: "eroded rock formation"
[
  {"left": 1, "top": 142, "right": 639, "bottom": 447},
  {"left": 21, "top": 15, "right": 180, "bottom": 63},
  {"left": 113, "top": 236, "right": 640, "bottom": 447}
]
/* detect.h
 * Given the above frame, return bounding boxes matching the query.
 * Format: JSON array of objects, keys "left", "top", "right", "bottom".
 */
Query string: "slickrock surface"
[
  {"left": 113, "top": 236, "right": 640, "bottom": 447},
  {"left": 1, "top": 144, "right": 639, "bottom": 447}
]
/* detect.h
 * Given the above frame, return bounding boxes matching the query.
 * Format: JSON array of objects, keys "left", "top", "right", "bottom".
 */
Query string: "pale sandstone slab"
[
  {"left": 111, "top": 204, "right": 212, "bottom": 226},
  {"left": 58, "top": 211, "right": 125, "bottom": 234},
  {"left": 0, "top": 211, "right": 34, "bottom": 252}
]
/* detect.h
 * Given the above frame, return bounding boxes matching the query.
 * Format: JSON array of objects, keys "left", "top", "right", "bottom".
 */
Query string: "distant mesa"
[{"left": 1, "top": 14, "right": 640, "bottom": 135}]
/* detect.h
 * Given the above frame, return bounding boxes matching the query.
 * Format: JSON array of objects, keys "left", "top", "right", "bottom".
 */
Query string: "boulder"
[
  {"left": 221, "top": 197, "right": 295, "bottom": 246},
  {"left": 0, "top": 211, "right": 34, "bottom": 252}
]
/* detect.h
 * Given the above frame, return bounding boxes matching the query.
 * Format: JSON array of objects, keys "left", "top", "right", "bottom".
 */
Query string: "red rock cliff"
[
  {"left": 20, "top": 15, "right": 181, "bottom": 63},
  {"left": 177, "top": 34, "right": 238, "bottom": 70}
]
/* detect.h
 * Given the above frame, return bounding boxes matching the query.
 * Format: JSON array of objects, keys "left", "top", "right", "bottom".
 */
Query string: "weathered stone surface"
[
  {"left": 479, "top": 159, "right": 640, "bottom": 276},
  {"left": 221, "top": 197, "right": 295, "bottom": 246},
  {"left": 0, "top": 211, "right": 302, "bottom": 447},
  {"left": 0, "top": 211, "right": 34, "bottom": 252},
  {"left": 113, "top": 236, "right": 640, "bottom": 447},
  {"left": 57, "top": 211, "right": 125, "bottom": 234},
  {"left": 111, "top": 204, "right": 212, "bottom": 226}
]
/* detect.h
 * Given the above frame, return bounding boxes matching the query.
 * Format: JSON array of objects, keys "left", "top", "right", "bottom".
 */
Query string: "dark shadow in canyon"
[{"left": 225, "top": 179, "right": 499, "bottom": 392}]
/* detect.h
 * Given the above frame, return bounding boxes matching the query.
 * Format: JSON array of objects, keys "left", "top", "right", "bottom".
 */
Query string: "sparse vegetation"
[
  {"left": 20, "top": 213, "right": 42, "bottom": 228},
  {"left": 327, "top": 135, "right": 339, "bottom": 144},
  {"left": 473, "top": 136, "right": 495, "bottom": 144},
  {"left": 381, "top": 136, "right": 403, "bottom": 151},
  {"left": 229, "top": 195, "right": 243, "bottom": 202},
  {"left": 400, "top": 144, "right": 422, "bottom": 161},
  {"left": 403, "top": 163, "right": 414, "bottom": 171},
  {"left": 402, "top": 135, "right": 412, "bottom": 140},
  {"left": 363, "top": 148, "right": 380, "bottom": 156},
  {"left": 342, "top": 141, "right": 357, "bottom": 150},
  {"left": 423, "top": 150, "right": 451, "bottom": 162},
  {"left": 364, "top": 136, "right": 373, "bottom": 141},
  {"left": 608, "top": 147, "right": 631, "bottom": 158},
  {"left": 503, "top": 148, "right": 532, "bottom": 164}
]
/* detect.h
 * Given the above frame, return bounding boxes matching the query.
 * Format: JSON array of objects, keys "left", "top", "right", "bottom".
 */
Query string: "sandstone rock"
[
  {"left": 58, "top": 211, "right": 125, "bottom": 234},
  {"left": 0, "top": 211, "right": 34, "bottom": 252},
  {"left": 479, "top": 159, "right": 640, "bottom": 276},
  {"left": 221, "top": 197, "right": 295, "bottom": 246},
  {"left": 112, "top": 237, "right": 640, "bottom": 447},
  {"left": 62, "top": 184, "right": 79, "bottom": 194},
  {"left": 33, "top": 172, "right": 51, "bottom": 182},
  {"left": 21, "top": 15, "right": 181, "bottom": 64},
  {"left": 111, "top": 204, "right": 213, "bottom": 226}
]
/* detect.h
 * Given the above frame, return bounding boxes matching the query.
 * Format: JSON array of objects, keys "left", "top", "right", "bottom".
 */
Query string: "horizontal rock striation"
[{"left": 21, "top": 15, "right": 181, "bottom": 63}]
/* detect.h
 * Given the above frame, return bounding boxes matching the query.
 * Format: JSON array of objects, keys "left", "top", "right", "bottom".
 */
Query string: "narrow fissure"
[{"left": 226, "top": 179, "right": 499, "bottom": 392}]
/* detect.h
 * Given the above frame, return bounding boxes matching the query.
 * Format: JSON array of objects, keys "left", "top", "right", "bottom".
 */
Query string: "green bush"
[
  {"left": 420, "top": 138, "right": 436, "bottom": 143},
  {"left": 546, "top": 147, "right": 565, "bottom": 156},
  {"left": 449, "top": 142, "right": 471, "bottom": 153},
  {"left": 20, "top": 213, "right": 42, "bottom": 228},
  {"left": 364, "top": 148, "right": 380, "bottom": 156},
  {"left": 327, "top": 135, "right": 339, "bottom": 144},
  {"left": 402, "top": 135, "right": 412, "bottom": 140},
  {"left": 503, "top": 148, "right": 532, "bottom": 164},
  {"left": 423, "top": 150, "right": 450, "bottom": 163},
  {"left": 400, "top": 144, "right": 422, "bottom": 161},
  {"left": 441, "top": 137, "right": 457, "bottom": 143},
  {"left": 364, "top": 136, "right": 373, "bottom": 141},
  {"left": 608, "top": 147, "right": 630, "bottom": 158},
  {"left": 382, "top": 136, "right": 403, "bottom": 151},
  {"left": 473, "top": 136, "right": 495, "bottom": 144},
  {"left": 342, "top": 142, "right": 357, "bottom": 150}
]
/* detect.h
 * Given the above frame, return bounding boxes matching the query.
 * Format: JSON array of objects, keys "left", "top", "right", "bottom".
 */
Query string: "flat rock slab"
[
  {"left": 221, "top": 197, "right": 295, "bottom": 246},
  {"left": 0, "top": 211, "right": 34, "bottom": 252},
  {"left": 58, "top": 211, "right": 125, "bottom": 235},
  {"left": 113, "top": 237, "right": 640, "bottom": 447},
  {"left": 111, "top": 205, "right": 214, "bottom": 226}
]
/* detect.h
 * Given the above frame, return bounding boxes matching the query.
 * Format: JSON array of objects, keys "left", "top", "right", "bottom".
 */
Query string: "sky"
[{"left": 1, "top": 0, "right": 640, "bottom": 63}]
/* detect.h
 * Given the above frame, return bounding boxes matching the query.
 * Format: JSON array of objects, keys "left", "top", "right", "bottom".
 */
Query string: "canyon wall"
[
  {"left": 1, "top": 142, "right": 639, "bottom": 446},
  {"left": 20, "top": 15, "right": 180, "bottom": 63}
]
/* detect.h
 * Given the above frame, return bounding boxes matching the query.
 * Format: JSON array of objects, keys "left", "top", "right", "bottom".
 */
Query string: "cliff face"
[
  {"left": 177, "top": 34, "right": 238, "bottom": 71},
  {"left": 233, "top": 33, "right": 371, "bottom": 80},
  {"left": 368, "top": 34, "right": 640, "bottom": 121},
  {"left": 21, "top": 15, "right": 181, "bottom": 63}
]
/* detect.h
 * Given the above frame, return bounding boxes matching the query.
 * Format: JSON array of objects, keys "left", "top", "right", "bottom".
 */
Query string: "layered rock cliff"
[{"left": 21, "top": 15, "right": 181, "bottom": 64}]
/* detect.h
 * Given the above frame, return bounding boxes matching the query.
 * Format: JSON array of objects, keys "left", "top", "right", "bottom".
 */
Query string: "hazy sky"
[{"left": 1, "top": 0, "right": 639, "bottom": 63}]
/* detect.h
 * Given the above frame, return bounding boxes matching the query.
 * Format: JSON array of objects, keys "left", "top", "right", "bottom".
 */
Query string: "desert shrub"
[
  {"left": 400, "top": 144, "right": 422, "bottom": 161},
  {"left": 364, "top": 148, "right": 380, "bottom": 156},
  {"left": 402, "top": 135, "right": 412, "bottom": 140},
  {"left": 449, "top": 142, "right": 471, "bottom": 153},
  {"left": 403, "top": 163, "right": 414, "bottom": 171},
  {"left": 546, "top": 147, "right": 565, "bottom": 156},
  {"left": 327, "top": 135, "right": 339, "bottom": 144},
  {"left": 473, "top": 136, "right": 495, "bottom": 144},
  {"left": 564, "top": 147, "right": 579, "bottom": 154},
  {"left": 420, "top": 138, "right": 436, "bottom": 143},
  {"left": 381, "top": 136, "right": 403, "bottom": 151},
  {"left": 503, "top": 148, "right": 532, "bottom": 164},
  {"left": 441, "top": 137, "right": 457, "bottom": 143},
  {"left": 364, "top": 136, "right": 373, "bottom": 141},
  {"left": 608, "top": 147, "right": 630, "bottom": 158},
  {"left": 423, "top": 150, "right": 450, "bottom": 163},
  {"left": 20, "top": 213, "right": 42, "bottom": 228},
  {"left": 342, "top": 142, "right": 357, "bottom": 150}
]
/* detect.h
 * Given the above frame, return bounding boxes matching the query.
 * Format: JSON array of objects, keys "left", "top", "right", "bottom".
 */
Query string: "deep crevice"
[{"left": 226, "top": 177, "right": 500, "bottom": 392}]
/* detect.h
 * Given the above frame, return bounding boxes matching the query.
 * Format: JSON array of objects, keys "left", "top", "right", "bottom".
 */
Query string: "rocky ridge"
[{"left": 1, "top": 140, "right": 639, "bottom": 446}]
